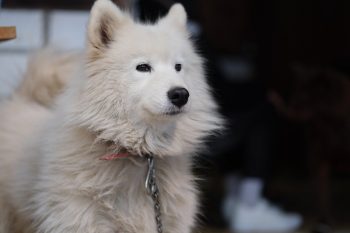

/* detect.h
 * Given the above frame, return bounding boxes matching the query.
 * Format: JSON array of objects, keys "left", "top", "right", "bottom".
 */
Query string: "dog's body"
[{"left": 0, "top": 1, "right": 222, "bottom": 232}]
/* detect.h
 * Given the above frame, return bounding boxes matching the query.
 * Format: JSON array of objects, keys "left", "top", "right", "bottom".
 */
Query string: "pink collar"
[{"left": 99, "top": 152, "right": 130, "bottom": 161}]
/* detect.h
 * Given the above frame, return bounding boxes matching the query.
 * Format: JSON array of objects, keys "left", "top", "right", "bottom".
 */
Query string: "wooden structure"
[{"left": 0, "top": 26, "right": 16, "bottom": 41}]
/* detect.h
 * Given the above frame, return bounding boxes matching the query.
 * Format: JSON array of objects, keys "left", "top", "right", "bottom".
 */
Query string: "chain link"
[{"left": 145, "top": 155, "right": 163, "bottom": 233}]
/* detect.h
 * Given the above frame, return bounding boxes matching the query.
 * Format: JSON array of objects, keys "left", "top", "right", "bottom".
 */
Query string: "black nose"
[{"left": 167, "top": 87, "right": 189, "bottom": 108}]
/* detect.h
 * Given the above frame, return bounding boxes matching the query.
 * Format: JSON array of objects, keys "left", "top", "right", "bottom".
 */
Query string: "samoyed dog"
[{"left": 0, "top": 0, "right": 222, "bottom": 232}]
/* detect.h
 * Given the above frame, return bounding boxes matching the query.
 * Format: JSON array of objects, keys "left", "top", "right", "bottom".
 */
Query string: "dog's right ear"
[{"left": 87, "top": 0, "right": 129, "bottom": 52}]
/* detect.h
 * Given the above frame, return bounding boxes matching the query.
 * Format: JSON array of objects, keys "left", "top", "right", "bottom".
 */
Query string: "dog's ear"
[
  {"left": 87, "top": 0, "right": 129, "bottom": 51},
  {"left": 161, "top": 4, "right": 187, "bottom": 30}
]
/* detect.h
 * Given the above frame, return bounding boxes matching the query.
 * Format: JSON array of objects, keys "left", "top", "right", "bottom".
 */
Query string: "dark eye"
[
  {"left": 175, "top": 63, "right": 182, "bottom": 72},
  {"left": 136, "top": 63, "right": 152, "bottom": 72}
]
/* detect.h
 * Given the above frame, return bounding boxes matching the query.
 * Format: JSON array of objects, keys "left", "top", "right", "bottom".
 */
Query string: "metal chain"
[{"left": 145, "top": 155, "right": 163, "bottom": 233}]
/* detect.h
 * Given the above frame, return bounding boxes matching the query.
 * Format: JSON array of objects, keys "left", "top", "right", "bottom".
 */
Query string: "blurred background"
[{"left": 1, "top": 0, "right": 350, "bottom": 232}]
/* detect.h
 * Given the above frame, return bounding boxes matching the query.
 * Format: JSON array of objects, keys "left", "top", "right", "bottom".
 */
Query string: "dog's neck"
[
  {"left": 99, "top": 143, "right": 132, "bottom": 160},
  {"left": 97, "top": 138, "right": 163, "bottom": 232}
]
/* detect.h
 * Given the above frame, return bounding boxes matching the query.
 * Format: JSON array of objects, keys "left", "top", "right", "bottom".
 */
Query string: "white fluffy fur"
[{"left": 0, "top": 0, "right": 223, "bottom": 232}]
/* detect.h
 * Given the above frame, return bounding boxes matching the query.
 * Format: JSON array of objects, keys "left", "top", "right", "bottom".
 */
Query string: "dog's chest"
[{"left": 95, "top": 157, "right": 197, "bottom": 233}]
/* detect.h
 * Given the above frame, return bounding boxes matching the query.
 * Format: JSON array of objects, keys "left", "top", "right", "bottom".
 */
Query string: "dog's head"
[{"left": 70, "top": 0, "right": 223, "bottom": 156}]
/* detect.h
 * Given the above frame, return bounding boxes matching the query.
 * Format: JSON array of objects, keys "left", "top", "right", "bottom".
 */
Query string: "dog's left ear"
[
  {"left": 87, "top": 0, "right": 130, "bottom": 53},
  {"left": 160, "top": 4, "right": 187, "bottom": 31}
]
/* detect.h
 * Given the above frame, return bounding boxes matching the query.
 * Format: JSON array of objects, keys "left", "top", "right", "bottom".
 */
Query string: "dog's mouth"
[
  {"left": 163, "top": 109, "right": 184, "bottom": 116},
  {"left": 142, "top": 106, "right": 185, "bottom": 118},
  {"left": 162, "top": 107, "right": 185, "bottom": 116}
]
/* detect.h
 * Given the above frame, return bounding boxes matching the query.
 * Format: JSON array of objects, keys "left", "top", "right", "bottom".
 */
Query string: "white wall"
[{"left": 0, "top": 9, "right": 89, "bottom": 98}]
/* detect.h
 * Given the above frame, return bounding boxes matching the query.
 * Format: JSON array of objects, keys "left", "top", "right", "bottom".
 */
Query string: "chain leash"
[{"left": 145, "top": 155, "right": 163, "bottom": 233}]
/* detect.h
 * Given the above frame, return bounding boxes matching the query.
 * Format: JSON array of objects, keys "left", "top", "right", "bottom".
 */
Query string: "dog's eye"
[
  {"left": 136, "top": 63, "right": 152, "bottom": 72},
  {"left": 175, "top": 64, "right": 182, "bottom": 72}
]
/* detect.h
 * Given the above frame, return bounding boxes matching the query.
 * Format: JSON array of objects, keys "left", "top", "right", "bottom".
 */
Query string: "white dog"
[{"left": 0, "top": 0, "right": 223, "bottom": 232}]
